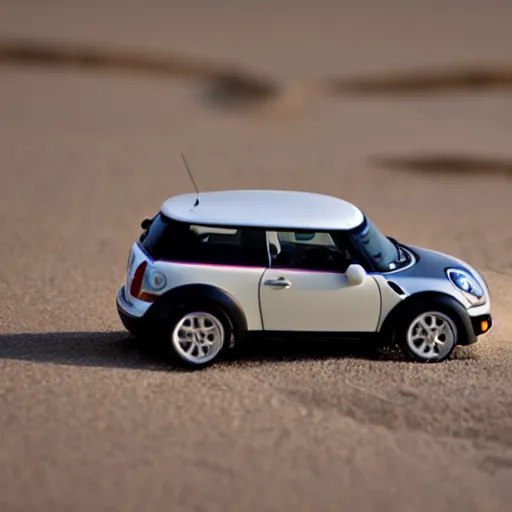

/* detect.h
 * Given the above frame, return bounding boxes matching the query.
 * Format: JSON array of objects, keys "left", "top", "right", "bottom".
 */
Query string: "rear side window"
[{"left": 140, "top": 213, "right": 268, "bottom": 267}]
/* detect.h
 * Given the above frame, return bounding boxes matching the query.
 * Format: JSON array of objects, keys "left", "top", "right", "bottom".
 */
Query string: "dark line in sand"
[
  {"left": 373, "top": 154, "right": 512, "bottom": 178},
  {"left": 0, "top": 38, "right": 283, "bottom": 109},
  {"left": 4, "top": 40, "right": 511, "bottom": 107},
  {"left": 327, "top": 66, "right": 512, "bottom": 95}
]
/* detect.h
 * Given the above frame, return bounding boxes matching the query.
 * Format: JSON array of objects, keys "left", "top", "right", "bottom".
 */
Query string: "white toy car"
[{"left": 116, "top": 189, "right": 492, "bottom": 368}]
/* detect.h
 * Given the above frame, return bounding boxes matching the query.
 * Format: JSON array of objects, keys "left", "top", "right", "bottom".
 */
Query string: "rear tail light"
[
  {"left": 129, "top": 261, "right": 158, "bottom": 302},
  {"left": 130, "top": 261, "right": 148, "bottom": 298}
]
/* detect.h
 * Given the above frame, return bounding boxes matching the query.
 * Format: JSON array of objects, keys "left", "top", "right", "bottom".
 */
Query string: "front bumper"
[
  {"left": 460, "top": 312, "right": 493, "bottom": 345},
  {"left": 470, "top": 313, "right": 493, "bottom": 337}
]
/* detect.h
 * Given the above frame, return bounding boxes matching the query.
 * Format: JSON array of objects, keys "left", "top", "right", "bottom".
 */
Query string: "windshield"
[{"left": 348, "top": 217, "right": 407, "bottom": 272}]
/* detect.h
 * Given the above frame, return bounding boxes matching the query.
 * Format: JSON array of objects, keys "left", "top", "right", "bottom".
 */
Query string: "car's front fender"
[{"left": 378, "top": 291, "right": 476, "bottom": 346}]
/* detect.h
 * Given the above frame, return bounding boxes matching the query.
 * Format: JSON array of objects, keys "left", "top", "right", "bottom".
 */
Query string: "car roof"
[{"left": 160, "top": 190, "right": 364, "bottom": 230}]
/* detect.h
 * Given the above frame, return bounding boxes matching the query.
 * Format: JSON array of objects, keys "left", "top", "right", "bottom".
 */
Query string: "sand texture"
[{"left": 1, "top": 1, "right": 511, "bottom": 511}]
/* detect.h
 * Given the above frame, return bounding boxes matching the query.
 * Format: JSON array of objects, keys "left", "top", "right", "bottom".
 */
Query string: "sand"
[{"left": 1, "top": 1, "right": 511, "bottom": 511}]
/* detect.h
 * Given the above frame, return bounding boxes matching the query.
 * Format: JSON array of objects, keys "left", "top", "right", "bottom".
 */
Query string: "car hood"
[
  {"left": 398, "top": 245, "right": 470, "bottom": 279},
  {"left": 389, "top": 244, "right": 489, "bottom": 300}
]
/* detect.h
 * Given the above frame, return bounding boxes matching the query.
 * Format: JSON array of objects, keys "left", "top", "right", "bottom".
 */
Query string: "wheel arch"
[
  {"left": 144, "top": 283, "right": 249, "bottom": 340},
  {"left": 378, "top": 291, "right": 476, "bottom": 346}
]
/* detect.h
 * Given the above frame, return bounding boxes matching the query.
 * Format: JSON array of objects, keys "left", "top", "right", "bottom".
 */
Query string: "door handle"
[{"left": 264, "top": 277, "right": 291, "bottom": 288}]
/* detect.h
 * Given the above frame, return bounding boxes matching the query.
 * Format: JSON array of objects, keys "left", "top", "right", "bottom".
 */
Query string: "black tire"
[
  {"left": 393, "top": 303, "right": 462, "bottom": 363},
  {"left": 157, "top": 303, "right": 234, "bottom": 370}
]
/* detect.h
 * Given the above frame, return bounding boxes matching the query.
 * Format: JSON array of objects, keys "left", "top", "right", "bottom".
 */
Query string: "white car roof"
[{"left": 161, "top": 190, "right": 364, "bottom": 231}]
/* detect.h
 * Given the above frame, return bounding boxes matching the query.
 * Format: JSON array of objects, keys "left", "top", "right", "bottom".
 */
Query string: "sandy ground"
[{"left": 1, "top": 1, "right": 512, "bottom": 511}]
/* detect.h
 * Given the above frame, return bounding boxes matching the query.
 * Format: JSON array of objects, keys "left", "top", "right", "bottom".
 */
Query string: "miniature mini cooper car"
[{"left": 116, "top": 189, "right": 492, "bottom": 368}]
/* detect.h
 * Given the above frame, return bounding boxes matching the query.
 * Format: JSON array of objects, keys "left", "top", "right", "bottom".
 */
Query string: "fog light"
[{"left": 480, "top": 320, "right": 489, "bottom": 332}]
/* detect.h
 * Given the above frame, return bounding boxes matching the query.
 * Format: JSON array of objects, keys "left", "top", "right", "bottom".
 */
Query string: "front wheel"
[{"left": 396, "top": 309, "right": 459, "bottom": 363}]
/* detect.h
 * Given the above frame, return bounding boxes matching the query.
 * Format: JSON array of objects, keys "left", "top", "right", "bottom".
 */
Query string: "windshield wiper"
[
  {"left": 388, "top": 237, "right": 407, "bottom": 264},
  {"left": 397, "top": 244, "right": 406, "bottom": 262}
]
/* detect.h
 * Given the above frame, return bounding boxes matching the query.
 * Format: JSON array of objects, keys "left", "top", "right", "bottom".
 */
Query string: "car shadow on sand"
[
  {"left": 0, "top": 331, "right": 172, "bottom": 371},
  {"left": 0, "top": 331, "right": 476, "bottom": 371}
]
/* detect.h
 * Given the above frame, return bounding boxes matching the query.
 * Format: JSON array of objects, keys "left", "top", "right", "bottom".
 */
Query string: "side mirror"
[{"left": 346, "top": 264, "right": 367, "bottom": 286}]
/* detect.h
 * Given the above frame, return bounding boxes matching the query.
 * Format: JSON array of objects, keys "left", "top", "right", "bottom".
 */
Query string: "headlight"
[
  {"left": 146, "top": 269, "right": 167, "bottom": 291},
  {"left": 446, "top": 268, "right": 486, "bottom": 305}
]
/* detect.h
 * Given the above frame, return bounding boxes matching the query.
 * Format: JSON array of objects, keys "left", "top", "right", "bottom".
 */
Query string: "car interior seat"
[{"left": 267, "top": 231, "right": 281, "bottom": 260}]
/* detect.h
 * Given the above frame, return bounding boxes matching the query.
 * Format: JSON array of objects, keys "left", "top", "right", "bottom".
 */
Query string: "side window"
[
  {"left": 267, "top": 230, "right": 354, "bottom": 272},
  {"left": 188, "top": 225, "right": 268, "bottom": 267},
  {"left": 142, "top": 216, "right": 268, "bottom": 267}
]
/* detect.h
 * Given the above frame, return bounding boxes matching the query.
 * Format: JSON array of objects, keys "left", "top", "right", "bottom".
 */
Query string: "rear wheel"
[
  {"left": 396, "top": 309, "right": 459, "bottom": 363},
  {"left": 160, "top": 306, "right": 233, "bottom": 369}
]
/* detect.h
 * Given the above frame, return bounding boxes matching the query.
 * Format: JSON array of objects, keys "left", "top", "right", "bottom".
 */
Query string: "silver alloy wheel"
[
  {"left": 406, "top": 311, "right": 457, "bottom": 361},
  {"left": 172, "top": 312, "right": 225, "bottom": 364}
]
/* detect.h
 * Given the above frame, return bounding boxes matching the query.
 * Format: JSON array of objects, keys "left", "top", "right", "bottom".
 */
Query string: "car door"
[{"left": 260, "top": 230, "right": 381, "bottom": 333}]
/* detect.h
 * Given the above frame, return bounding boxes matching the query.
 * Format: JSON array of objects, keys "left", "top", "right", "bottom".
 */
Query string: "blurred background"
[{"left": 1, "top": 1, "right": 511, "bottom": 511}]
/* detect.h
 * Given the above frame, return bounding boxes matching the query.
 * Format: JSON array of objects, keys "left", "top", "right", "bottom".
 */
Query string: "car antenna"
[{"left": 181, "top": 152, "right": 200, "bottom": 207}]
